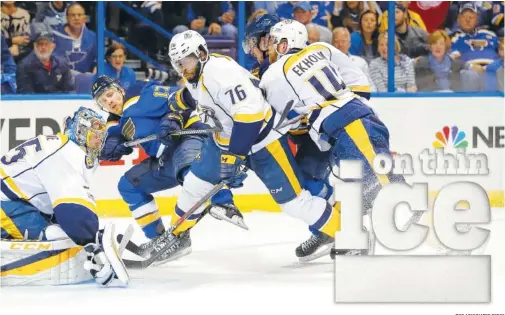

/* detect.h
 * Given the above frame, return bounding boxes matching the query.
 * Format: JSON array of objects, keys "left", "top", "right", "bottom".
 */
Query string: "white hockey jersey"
[
  {"left": 0, "top": 133, "right": 97, "bottom": 217},
  {"left": 184, "top": 53, "right": 289, "bottom": 154},
  {"left": 260, "top": 42, "right": 368, "bottom": 150}
]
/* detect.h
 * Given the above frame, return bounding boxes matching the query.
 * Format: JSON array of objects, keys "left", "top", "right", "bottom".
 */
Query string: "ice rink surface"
[{"left": 1, "top": 208, "right": 504, "bottom": 315}]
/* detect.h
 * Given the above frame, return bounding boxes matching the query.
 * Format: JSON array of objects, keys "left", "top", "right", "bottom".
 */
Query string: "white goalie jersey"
[{"left": 0, "top": 133, "right": 97, "bottom": 218}]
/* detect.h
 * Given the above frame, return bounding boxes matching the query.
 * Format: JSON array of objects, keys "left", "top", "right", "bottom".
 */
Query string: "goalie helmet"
[{"left": 64, "top": 107, "right": 107, "bottom": 167}]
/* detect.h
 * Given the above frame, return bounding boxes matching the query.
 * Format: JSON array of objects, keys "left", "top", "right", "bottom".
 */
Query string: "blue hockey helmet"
[
  {"left": 243, "top": 14, "right": 280, "bottom": 54},
  {"left": 91, "top": 75, "right": 125, "bottom": 112},
  {"left": 64, "top": 107, "right": 107, "bottom": 164}
]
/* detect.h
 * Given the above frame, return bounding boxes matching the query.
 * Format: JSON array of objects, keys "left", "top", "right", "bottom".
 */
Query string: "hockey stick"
[
  {"left": 121, "top": 207, "right": 212, "bottom": 268},
  {"left": 118, "top": 224, "right": 134, "bottom": 257},
  {"left": 274, "top": 100, "right": 294, "bottom": 130},
  {"left": 123, "top": 127, "right": 222, "bottom": 148},
  {"left": 274, "top": 113, "right": 306, "bottom": 131},
  {"left": 121, "top": 174, "right": 241, "bottom": 269}
]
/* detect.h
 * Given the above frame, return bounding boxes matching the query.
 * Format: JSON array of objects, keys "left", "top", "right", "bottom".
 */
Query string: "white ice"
[{"left": 1, "top": 208, "right": 504, "bottom": 315}]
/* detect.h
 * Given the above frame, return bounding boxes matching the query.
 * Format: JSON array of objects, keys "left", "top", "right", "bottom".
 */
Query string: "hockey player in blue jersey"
[
  {"left": 91, "top": 76, "right": 246, "bottom": 264},
  {"left": 243, "top": 14, "right": 280, "bottom": 79}
]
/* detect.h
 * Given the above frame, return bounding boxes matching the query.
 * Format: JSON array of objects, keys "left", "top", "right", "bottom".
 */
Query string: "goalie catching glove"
[{"left": 83, "top": 223, "right": 130, "bottom": 286}]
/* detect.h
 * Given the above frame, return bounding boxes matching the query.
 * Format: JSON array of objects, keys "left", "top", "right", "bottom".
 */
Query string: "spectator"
[
  {"left": 394, "top": 4, "right": 429, "bottom": 58},
  {"left": 172, "top": 2, "right": 243, "bottom": 37},
  {"left": 130, "top": 1, "right": 165, "bottom": 58},
  {"left": 330, "top": 1, "right": 373, "bottom": 33},
  {"left": 445, "top": 1, "right": 493, "bottom": 33},
  {"left": 408, "top": 1, "right": 450, "bottom": 33},
  {"left": 415, "top": 30, "right": 478, "bottom": 92},
  {"left": 370, "top": 32, "right": 417, "bottom": 92},
  {"left": 1, "top": 1, "right": 31, "bottom": 62},
  {"left": 102, "top": 43, "right": 136, "bottom": 92},
  {"left": 349, "top": 10, "right": 380, "bottom": 63},
  {"left": 379, "top": 1, "right": 427, "bottom": 33},
  {"left": 292, "top": 2, "right": 332, "bottom": 44},
  {"left": 276, "top": 1, "right": 295, "bottom": 20},
  {"left": 450, "top": 3, "right": 499, "bottom": 67},
  {"left": 52, "top": 3, "right": 97, "bottom": 74},
  {"left": 332, "top": 27, "right": 376, "bottom": 91},
  {"left": 1, "top": 34, "right": 16, "bottom": 93},
  {"left": 484, "top": 36, "right": 504, "bottom": 91},
  {"left": 34, "top": 1, "right": 69, "bottom": 31},
  {"left": 491, "top": 1, "right": 504, "bottom": 37},
  {"left": 16, "top": 31, "right": 74, "bottom": 93},
  {"left": 307, "top": 23, "right": 320, "bottom": 43},
  {"left": 254, "top": 1, "right": 281, "bottom": 15}
]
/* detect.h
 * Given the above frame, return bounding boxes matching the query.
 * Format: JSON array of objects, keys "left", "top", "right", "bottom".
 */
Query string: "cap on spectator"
[
  {"left": 35, "top": 31, "right": 54, "bottom": 43},
  {"left": 459, "top": 2, "right": 478, "bottom": 14},
  {"left": 293, "top": 2, "right": 312, "bottom": 12}
]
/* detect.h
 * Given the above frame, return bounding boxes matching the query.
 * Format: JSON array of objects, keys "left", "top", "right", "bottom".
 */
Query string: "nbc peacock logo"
[{"left": 433, "top": 126, "right": 469, "bottom": 148}]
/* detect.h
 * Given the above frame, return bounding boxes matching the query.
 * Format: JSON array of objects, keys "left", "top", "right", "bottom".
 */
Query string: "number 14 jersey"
[{"left": 260, "top": 42, "right": 371, "bottom": 150}]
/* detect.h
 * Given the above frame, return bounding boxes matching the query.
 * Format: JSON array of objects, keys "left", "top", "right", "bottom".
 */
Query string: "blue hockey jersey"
[
  {"left": 106, "top": 82, "right": 201, "bottom": 158},
  {"left": 52, "top": 24, "right": 97, "bottom": 73},
  {"left": 450, "top": 29, "right": 499, "bottom": 65}
]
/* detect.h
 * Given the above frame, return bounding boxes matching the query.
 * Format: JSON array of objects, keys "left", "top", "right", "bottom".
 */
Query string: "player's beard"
[{"left": 268, "top": 48, "right": 278, "bottom": 64}]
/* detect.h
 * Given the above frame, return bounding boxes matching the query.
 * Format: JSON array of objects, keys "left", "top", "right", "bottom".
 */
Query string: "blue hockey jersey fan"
[{"left": 450, "top": 3, "right": 499, "bottom": 65}]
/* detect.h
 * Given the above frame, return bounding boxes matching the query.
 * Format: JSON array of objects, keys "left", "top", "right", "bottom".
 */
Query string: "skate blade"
[
  {"left": 151, "top": 247, "right": 192, "bottom": 267},
  {"left": 209, "top": 210, "right": 249, "bottom": 230},
  {"left": 298, "top": 242, "right": 334, "bottom": 263}
]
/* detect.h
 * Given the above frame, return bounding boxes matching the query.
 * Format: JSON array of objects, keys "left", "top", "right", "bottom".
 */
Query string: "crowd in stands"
[{"left": 1, "top": 1, "right": 504, "bottom": 95}]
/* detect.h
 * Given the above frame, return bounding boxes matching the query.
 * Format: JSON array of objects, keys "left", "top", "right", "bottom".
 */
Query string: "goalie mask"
[{"left": 64, "top": 107, "right": 107, "bottom": 168}]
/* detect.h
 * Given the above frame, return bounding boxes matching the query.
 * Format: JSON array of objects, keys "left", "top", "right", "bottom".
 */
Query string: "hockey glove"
[
  {"left": 220, "top": 151, "right": 247, "bottom": 188},
  {"left": 158, "top": 112, "right": 184, "bottom": 145},
  {"left": 101, "top": 134, "right": 133, "bottom": 161},
  {"left": 83, "top": 233, "right": 116, "bottom": 286}
]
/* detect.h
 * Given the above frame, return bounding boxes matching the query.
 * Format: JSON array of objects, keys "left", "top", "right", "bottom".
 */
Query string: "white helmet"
[
  {"left": 168, "top": 30, "right": 209, "bottom": 79},
  {"left": 269, "top": 20, "right": 308, "bottom": 56}
]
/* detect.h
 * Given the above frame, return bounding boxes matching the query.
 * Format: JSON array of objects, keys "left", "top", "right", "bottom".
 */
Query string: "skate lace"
[{"left": 301, "top": 234, "right": 320, "bottom": 251}]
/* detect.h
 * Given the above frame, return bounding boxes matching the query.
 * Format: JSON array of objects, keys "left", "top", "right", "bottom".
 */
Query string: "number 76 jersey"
[{"left": 183, "top": 53, "right": 288, "bottom": 155}]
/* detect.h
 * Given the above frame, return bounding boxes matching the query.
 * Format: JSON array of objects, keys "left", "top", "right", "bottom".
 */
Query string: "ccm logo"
[{"left": 9, "top": 243, "right": 51, "bottom": 250}]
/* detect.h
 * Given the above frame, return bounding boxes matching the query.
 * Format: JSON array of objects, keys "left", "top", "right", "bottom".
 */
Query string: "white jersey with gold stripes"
[
  {"left": 260, "top": 42, "right": 370, "bottom": 150},
  {"left": 0, "top": 134, "right": 97, "bottom": 216},
  {"left": 184, "top": 54, "right": 289, "bottom": 153}
]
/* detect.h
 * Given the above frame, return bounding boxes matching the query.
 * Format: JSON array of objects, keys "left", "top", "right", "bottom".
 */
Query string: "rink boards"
[{"left": 1, "top": 96, "right": 503, "bottom": 216}]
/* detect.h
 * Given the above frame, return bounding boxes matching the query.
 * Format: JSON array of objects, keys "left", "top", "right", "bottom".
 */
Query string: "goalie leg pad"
[
  {"left": 1, "top": 200, "right": 51, "bottom": 240},
  {"left": 1, "top": 238, "right": 91, "bottom": 286}
]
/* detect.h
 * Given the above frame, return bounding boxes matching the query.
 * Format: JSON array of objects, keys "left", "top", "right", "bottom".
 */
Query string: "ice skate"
[
  {"left": 296, "top": 233, "right": 335, "bottom": 262},
  {"left": 150, "top": 231, "right": 192, "bottom": 266},
  {"left": 208, "top": 204, "right": 248, "bottom": 230}
]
